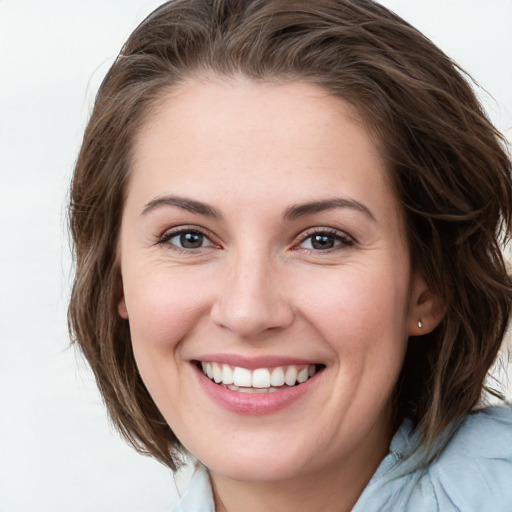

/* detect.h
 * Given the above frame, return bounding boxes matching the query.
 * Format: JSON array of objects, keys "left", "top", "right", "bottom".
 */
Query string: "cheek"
[
  {"left": 122, "top": 268, "right": 211, "bottom": 417},
  {"left": 320, "top": 271, "right": 410, "bottom": 416},
  {"left": 298, "top": 265, "right": 410, "bottom": 365},
  {"left": 124, "top": 267, "right": 210, "bottom": 357}
]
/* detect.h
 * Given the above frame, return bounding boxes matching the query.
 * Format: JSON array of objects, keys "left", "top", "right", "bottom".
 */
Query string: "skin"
[{"left": 118, "top": 78, "right": 441, "bottom": 512}]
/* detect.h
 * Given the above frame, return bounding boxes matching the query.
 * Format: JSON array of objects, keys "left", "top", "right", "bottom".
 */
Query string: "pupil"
[
  {"left": 312, "top": 234, "right": 334, "bottom": 250},
  {"left": 180, "top": 232, "right": 203, "bottom": 248}
]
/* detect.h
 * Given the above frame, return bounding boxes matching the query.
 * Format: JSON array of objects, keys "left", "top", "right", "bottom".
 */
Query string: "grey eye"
[
  {"left": 169, "top": 231, "right": 212, "bottom": 249},
  {"left": 298, "top": 231, "right": 354, "bottom": 251},
  {"left": 310, "top": 234, "right": 336, "bottom": 250},
  {"left": 300, "top": 233, "right": 339, "bottom": 250}
]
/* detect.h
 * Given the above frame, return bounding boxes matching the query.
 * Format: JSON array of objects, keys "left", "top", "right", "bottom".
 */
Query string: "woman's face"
[{"left": 118, "top": 79, "right": 428, "bottom": 483}]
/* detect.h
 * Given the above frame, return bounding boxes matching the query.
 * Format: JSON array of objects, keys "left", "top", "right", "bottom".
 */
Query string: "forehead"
[
  {"left": 128, "top": 78, "right": 399, "bottom": 222},
  {"left": 133, "top": 78, "right": 373, "bottom": 166}
]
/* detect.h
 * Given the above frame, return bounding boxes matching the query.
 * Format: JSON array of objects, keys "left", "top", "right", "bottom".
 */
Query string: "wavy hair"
[{"left": 69, "top": 0, "right": 512, "bottom": 469}]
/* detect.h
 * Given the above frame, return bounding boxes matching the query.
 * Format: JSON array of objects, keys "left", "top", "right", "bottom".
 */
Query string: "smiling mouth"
[{"left": 196, "top": 361, "right": 324, "bottom": 393}]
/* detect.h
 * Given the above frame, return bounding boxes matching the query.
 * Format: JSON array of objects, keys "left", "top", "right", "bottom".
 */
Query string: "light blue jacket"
[{"left": 172, "top": 406, "right": 512, "bottom": 511}]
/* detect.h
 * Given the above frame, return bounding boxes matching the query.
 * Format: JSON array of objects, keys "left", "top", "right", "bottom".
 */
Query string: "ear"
[
  {"left": 118, "top": 294, "right": 129, "bottom": 319},
  {"left": 407, "top": 273, "right": 445, "bottom": 336}
]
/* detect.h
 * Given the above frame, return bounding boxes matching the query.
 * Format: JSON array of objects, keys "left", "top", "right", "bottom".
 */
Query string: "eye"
[
  {"left": 159, "top": 228, "right": 213, "bottom": 250},
  {"left": 298, "top": 229, "right": 354, "bottom": 251}
]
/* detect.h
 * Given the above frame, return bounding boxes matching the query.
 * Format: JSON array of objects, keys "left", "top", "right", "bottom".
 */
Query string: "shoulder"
[
  {"left": 434, "top": 405, "right": 512, "bottom": 461},
  {"left": 425, "top": 406, "right": 512, "bottom": 512},
  {"left": 354, "top": 406, "right": 512, "bottom": 512}
]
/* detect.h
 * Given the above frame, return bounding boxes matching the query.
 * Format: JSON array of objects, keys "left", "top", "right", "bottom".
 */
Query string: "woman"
[{"left": 68, "top": 0, "right": 512, "bottom": 510}]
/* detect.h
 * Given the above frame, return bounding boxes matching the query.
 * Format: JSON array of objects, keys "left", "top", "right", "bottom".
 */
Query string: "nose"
[{"left": 210, "top": 252, "right": 295, "bottom": 339}]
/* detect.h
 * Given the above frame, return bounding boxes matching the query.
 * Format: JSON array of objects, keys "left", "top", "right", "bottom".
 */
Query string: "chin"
[
  {"left": 189, "top": 433, "right": 321, "bottom": 483},
  {"left": 206, "top": 455, "right": 309, "bottom": 483}
]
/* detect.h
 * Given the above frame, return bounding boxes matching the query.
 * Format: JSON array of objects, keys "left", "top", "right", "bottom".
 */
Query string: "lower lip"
[{"left": 193, "top": 364, "right": 320, "bottom": 415}]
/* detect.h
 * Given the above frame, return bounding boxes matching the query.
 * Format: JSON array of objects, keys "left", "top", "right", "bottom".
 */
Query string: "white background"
[{"left": 0, "top": 1, "right": 511, "bottom": 511}]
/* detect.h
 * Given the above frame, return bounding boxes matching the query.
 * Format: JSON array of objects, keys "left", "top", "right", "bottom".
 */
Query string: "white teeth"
[
  {"left": 221, "top": 364, "right": 234, "bottom": 385},
  {"left": 297, "top": 368, "right": 309, "bottom": 383},
  {"left": 270, "top": 367, "right": 285, "bottom": 386},
  {"left": 233, "top": 367, "right": 252, "bottom": 387},
  {"left": 201, "top": 362, "right": 319, "bottom": 390},
  {"left": 285, "top": 366, "right": 298, "bottom": 386},
  {"left": 226, "top": 384, "right": 279, "bottom": 393},
  {"left": 212, "top": 363, "right": 222, "bottom": 383},
  {"left": 252, "top": 368, "right": 271, "bottom": 388},
  {"left": 236, "top": 387, "right": 254, "bottom": 393}
]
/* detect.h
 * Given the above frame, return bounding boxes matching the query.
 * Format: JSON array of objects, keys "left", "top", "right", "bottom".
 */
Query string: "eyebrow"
[
  {"left": 141, "top": 195, "right": 375, "bottom": 222},
  {"left": 142, "top": 195, "right": 223, "bottom": 218},
  {"left": 283, "top": 198, "right": 376, "bottom": 222}
]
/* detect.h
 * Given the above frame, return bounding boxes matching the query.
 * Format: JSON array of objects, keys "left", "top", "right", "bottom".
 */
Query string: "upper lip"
[{"left": 192, "top": 353, "right": 322, "bottom": 370}]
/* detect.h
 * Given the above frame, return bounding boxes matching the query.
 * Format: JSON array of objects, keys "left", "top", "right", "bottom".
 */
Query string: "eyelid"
[
  {"left": 155, "top": 225, "right": 354, "bottom": 252},
  {"left": 157, "top": 225, "right": 219, "bottom": 249},
  {"left": 294, "top": 227, "right": 355, "bottom": 250}
]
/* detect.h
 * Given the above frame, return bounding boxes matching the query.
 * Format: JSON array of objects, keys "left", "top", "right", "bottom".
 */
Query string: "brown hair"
[{"left": 69, "top": 0, "right": 512, "bottom": 469}]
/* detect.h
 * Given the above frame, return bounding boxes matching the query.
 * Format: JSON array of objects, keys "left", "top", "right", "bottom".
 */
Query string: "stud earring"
[{"left": 417, "top": 320, "right": 423, "bottom": 328}]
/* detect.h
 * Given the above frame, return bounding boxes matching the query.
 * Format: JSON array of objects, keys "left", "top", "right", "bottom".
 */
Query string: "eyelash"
[
  {"left": 157, "top": 226, "right": 354, "bottom": 253},
  {"left": 157, "top": 226, "right": 216, "bottom": 252},
  {"left": 295, "top": 228, "right": 355, "bottom": 252}
]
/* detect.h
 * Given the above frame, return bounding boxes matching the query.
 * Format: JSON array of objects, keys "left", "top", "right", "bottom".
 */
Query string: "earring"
[{"left": 417, "top": 320, "right": 423, "bottom": 328}]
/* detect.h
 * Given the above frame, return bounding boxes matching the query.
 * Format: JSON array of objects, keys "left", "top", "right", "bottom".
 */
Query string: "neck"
[{"left": 210, "top": 421, "right": 392, "bottom": 512}]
